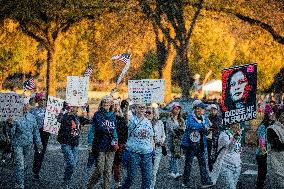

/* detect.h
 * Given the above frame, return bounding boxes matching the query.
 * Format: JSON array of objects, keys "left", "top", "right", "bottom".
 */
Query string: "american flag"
[
  {"left": 23, "top": 77, "right": 35, "bottom": 91},
  {"left": 111, "top": 53, "right": 131, "bottom": 64},
  {"left": 83, "top": 66, "right": 93, "bottom": 77}
]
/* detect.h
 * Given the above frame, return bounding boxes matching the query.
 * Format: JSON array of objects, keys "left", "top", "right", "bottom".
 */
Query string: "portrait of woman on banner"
[{"left": 221, "top": 67, "right": 256, "bottom": 112}]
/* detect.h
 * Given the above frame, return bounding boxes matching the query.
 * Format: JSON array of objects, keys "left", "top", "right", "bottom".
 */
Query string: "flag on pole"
[
  {"left": 83, "top": 66, "right": 93, "bottom": 77},
  {"left": 112, "top": 53, "right": 131, "bottom": 64},
  {"left": 23, "top": 77, "right": 35, "bottom": 91},
  {"left": 111, "top": 53, "right": 131, "bottom": 85}
]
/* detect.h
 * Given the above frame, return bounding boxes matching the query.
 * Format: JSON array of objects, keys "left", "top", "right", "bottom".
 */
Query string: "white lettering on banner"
[
  {"left": 66, "top": 76, "right": 89, "bottom": 106},
  {"left": 128, "top": 79, "right": 165, "bottom": 104},
  {"left": 0, "top": 93, "right": 24, "bottom": 121},
  {"left": 223, "top": 105, "right": 257, "bottom": 125},
  {"left": 43, "top": 96, "right": 64, "bottom": 135}
]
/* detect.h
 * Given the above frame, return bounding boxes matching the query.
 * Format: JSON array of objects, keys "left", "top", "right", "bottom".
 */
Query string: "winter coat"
[{"left": 11, "top": 112, "right": 41, "bottom": 147}]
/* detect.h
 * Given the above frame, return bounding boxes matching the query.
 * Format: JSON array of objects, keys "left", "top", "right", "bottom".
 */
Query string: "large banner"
[
  {"left": 0, "top": 93, "right": 24, "bottom": 121},
  {"left": 66, "top": 76, "right": 89, "bottom": 106},
  {"left": 128, "top": 79, "right": 165, "bottom": 104},
  {"left": 43, "top": 96, "right": 64, "bottom": 135},
  {"left": 221, "top": 64, "right": 257, "bottom": 125}
]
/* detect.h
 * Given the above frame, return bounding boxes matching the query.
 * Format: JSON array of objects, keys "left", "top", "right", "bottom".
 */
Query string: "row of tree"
[{"left": 0, "top": 0, "right": 284, "bottom": 101}]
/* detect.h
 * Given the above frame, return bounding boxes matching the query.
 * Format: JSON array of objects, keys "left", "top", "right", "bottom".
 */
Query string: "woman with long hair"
[
  {"left": 166, "top": 103, "right": 185, "bottom": 178},
  {"left": 145, "top": 106, "right": 166, "bottom": 189}
]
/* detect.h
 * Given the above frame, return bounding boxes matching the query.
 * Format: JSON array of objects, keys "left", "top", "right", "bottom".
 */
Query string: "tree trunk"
[
  {"left": 46, "top": 46, "right": 56, "bottom": 97},
  {"left": 176, "top": 48, "right": 192, "bottom": 98},
  {"left": 162, "top": 45, "right": 175, "bottom": 102}
]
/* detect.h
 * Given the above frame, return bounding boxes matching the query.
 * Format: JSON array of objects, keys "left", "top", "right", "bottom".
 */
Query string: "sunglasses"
[
  {"left": 145, "top": 111, "right": 152, "bottom": 115},
  {"left": 138, "top": 106, "right": 145, "bottom": 109}
]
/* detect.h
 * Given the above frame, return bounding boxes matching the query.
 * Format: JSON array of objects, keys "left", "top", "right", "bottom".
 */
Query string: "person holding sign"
[
  {"left": 87, "top": 95, "right": 118, "bottom": 189},
  {"left": 30, "top": 93, "right": 49, "bottom": 181},
  {"left": 181, "top": 100, "right": 213, "bottom": 188},
  {"left": 57, "top": 104, "right": 90, "bottom": 189},
  {"left": 212, "top": 123, "right": 242, "bottom": 189},
  {"left": 119, "top": 103, "right": 154, "bottom": 189},
  {"left": 8, "top": 97, "right": 42, "bottom": 189},
  {"left": 165, "top": 103, "right": 185, "bottom": 179}
]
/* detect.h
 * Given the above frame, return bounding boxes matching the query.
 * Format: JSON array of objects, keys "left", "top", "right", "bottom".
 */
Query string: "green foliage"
[{"left": 133, "top": 50, "right": 159, "bottom": 79}]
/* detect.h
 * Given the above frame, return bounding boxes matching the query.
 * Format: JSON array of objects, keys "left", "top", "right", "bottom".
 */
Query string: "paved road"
[{"left": 0, "top": 133, "right": 272, "bottom": 189}]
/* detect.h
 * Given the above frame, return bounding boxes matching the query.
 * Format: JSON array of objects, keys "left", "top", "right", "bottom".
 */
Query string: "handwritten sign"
[
  {"left": 66, "top": 76, "right": 89, "bottom": 106},
  {"left": 0, "top": 93, "right": 24, "bottom": 121},
  {"left": 43, "top": 96, "right": 64, "bottom": 135},
  {"left": 128, "top": 79, "right": 165, "bottom": 104}
]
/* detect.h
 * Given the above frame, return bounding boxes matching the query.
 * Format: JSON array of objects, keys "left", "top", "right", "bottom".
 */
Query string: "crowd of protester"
[{"left": 0, "top": 90, "right": 284, "bottom": 189}]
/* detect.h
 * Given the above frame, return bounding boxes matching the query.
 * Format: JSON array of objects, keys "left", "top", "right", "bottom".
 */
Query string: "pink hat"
[
  {"left": 172, "top": 103, "right": 181, "bottom": 110},
  {"left": 35, "top": 93, "right": 46, "bottom": 102},
  {"left": 264, "top": 104, "right": 273, "bottom": 116}
]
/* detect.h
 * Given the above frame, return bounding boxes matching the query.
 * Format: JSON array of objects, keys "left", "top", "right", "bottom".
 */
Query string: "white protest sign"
[
  {"left": 43, "top": 96, "right": 64, "bottom": 135},
  {"left": 0, "top": 93, "right": 24, "bottom": 121},
  {"left": 66, "top": 76, "right": 89, "bottom": 106},
  {"left": 128, "top": 79, "right": 165, "bottom": 104}
]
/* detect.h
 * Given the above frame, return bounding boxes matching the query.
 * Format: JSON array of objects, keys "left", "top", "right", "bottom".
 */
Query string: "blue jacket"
[
  {"left": 92, "top": 108, "right": 118, "bottom": 152},
  {"left": 181, "top": 112, "right": 209, "bottom": 151},
  {"left": 11, "top": 112, "right": 41, "bottom": 147}
]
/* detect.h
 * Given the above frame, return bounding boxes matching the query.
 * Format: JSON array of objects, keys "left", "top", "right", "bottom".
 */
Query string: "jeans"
[
  {"left": 88, "top": 152, "right": 115, "bottom": 189},
  {"left": 33, "top": 128, "right": 50, "bottom": 175},
  {"left": 183, "top": 148, "right": 211, "bottom": 185},
  {"left": 61, "top": 144, "right": 78, "bottom": 184},
  {"left": 152, "top": 148, "right": 162, "bottom": 188},
  {"left": 217, "top": 163, "right": 241, "bottom": 189},
  {"left": 14, "top": 145, "right": 32, "bottom": 188},
  {"left": 169, "top": 156, "right": 180, "bottom": 174},
  {"left": 256, "top": 154, "right": 267, "bottom": 189},
  {"left": 121, "top": 151, "right": 153, "bottom": 189}
]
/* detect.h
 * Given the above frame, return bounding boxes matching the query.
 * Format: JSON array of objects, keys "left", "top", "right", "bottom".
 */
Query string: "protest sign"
[
  {"left": 43, "top": 96, "right": 64, "bottom": 135},
  {"left": 0, "top": 93, "right": 24, "bottom": 121},
  {"left": 66, "top": 76, "right": 89, "bottom": 106},
  {"left": 128, "top": 79, "right": 165, "bottom": 104},
  {"left": 221, "top": 64, "right": 257, "bottom": 125}
]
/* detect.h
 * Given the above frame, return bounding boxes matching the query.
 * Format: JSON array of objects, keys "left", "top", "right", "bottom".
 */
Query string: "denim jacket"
[
  {"left": 181, "top": 112, "right": 209, "bottom": 151},
  {"left": 11, "top": 112, "right": 41, "bottom": 147}
]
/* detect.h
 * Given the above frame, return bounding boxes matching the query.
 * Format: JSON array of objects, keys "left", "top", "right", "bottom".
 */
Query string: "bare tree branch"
[
  {"left": 185, "top": 0, "right": 203, "bottom": 47},
  {"left": 184, "top": 0, "right": 284, "bottom": 45}
]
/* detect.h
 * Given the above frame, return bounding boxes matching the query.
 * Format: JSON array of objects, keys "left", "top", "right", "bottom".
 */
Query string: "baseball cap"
[
  {"left": 195, "top": 102, "right": 206, "bottom": 109},
  {"left": 172, "top": 103, "right": 181, "bottom": 110}
]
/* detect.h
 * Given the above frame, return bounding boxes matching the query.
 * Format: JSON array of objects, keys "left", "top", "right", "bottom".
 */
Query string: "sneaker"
[
  {"left": 182, "top": 183, "right": 191, "bottom": 188},
  {"left": 115, "top": 182, "right": 122, "bottom": 188},
  {"left": 174, "top": 173, "right": 182, "bottom": 179},
  {"left": 201, "top": 181, "right": 214, "bottom": 188},
  {"left": 14, "top": 184, "right": 24, "bottom": 189},
  {"left": 169, "top": 172, "right": 176, "bottom": 178},
  {"left": 32, "top": 174, "right": 40, "bottom": 182}
]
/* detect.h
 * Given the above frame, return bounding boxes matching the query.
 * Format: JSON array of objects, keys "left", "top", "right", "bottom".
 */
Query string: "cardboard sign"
[
  {"left": 0, "top": 93, "right": 24, "bottom": 121},
  {"left": 66, "top": 76, "right": 89, "bottom": 106},
  {"left": 43, "top": 96, "right": 64, "bottom": 135},
  {"left": 221, "top": 64, "right": 257, "bottom": 125},
  {"left": 128, "top": 79, "right": 165, "bottom": 104}
]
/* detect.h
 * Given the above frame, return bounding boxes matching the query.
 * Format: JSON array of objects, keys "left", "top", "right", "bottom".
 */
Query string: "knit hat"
[
  {"left": 172, "top": 103, "right": 181, "bottom": 110},
  {"left": 35, "top": 93, "right": 46, "bottom": 102},
  {"left": 264, "top": 104, "right": 273, "bottom": 116}
]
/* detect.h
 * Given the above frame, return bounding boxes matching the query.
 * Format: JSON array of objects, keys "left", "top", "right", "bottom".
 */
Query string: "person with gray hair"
[{"left": 87, "top": 95, "right": 118, "bottom": 189}]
